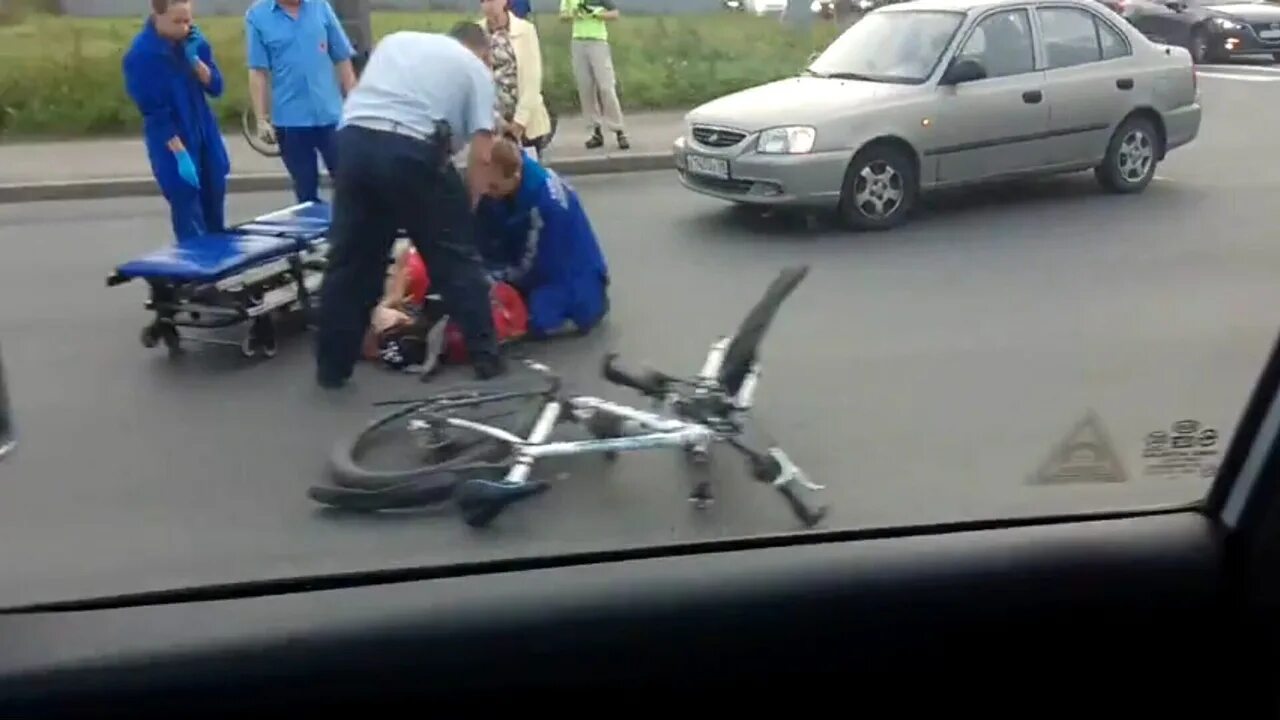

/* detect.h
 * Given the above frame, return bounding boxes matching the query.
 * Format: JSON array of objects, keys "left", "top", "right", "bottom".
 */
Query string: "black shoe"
[
  {"left": 473, "top": 354, "right": 507, "bottom": 380},
  {"left": 317, "top": 372, "right": 347, "bottom": 390},
  {"left": 616, "top": 132, "right": 630, "bottom": 150},
  {"left": 585, "top": 129, "right": 604, "bottom": 149}
]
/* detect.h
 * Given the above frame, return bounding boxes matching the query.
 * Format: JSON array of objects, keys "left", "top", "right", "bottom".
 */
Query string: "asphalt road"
[{"left": 1, "top": 69, "right": 1278, "bottom": 608}]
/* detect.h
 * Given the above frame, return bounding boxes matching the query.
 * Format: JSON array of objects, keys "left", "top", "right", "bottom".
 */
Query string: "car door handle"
[
  {"left": 1022, "top": 90, "right": 1043, "bottom": 104},
  {"left": 1117, "top": 77, "right": 1135, "bottom": 90}
]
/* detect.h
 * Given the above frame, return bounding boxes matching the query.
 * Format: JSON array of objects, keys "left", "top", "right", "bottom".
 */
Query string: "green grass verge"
[{"left": 0, "top": 12, "right": 837, "bottom": 138}]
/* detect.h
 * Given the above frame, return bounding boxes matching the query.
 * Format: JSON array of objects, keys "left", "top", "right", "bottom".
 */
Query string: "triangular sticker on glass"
[{"left": 1029, "top": 410, "right": 1128, "bottom": 485}]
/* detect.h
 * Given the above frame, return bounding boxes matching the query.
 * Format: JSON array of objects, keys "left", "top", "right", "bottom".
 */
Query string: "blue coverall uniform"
[
  {"left": 123, "top": 19, "right": 230, "bottom": 241},
  {"left": 509, "top": 0, "right": 532, "bottom": 17},
  {"left": 479, "top": 153, "right": 610, "bottom": 336}
]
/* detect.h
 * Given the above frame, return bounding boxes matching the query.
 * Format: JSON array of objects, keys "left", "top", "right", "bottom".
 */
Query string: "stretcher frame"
[{"left": 106, "top": 202, "right": 333, "bottom": 359}]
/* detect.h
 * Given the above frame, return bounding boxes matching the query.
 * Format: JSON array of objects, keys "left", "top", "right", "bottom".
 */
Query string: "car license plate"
[
  {"left": 1261, "top": 28, "right": 1280, "bottom": 38},
  {"left": 686, "top": 154, "right": 729, "bottom": 179}
]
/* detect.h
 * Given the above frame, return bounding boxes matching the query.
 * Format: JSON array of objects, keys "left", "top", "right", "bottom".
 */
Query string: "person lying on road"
[
  {"left": 362, "top": 244, "right": 528, "bottom": 374},
  {"left": 478, "top": 139, "right": 611, "bottom": 339}
]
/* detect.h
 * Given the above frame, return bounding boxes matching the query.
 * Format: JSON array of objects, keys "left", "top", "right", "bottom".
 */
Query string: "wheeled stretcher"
[{"left": 107, "top": 201, "right": 334, "bottom": 359}]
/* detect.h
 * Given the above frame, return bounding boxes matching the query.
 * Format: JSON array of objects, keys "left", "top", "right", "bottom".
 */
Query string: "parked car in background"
[
  {"left": 673, "top": 0, "right": 1202, "bottom": 230},
  {"left": 1119, "top": 0, "right": 1280, "bottom": 63}
]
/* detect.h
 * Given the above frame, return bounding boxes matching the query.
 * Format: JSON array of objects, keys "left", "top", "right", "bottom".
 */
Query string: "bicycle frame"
[{"left": 409, "top": 338, "right": 757, "bottom": 488}]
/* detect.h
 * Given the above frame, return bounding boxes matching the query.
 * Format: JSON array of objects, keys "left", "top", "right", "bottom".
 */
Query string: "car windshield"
[
  {"left": 807, "top": 10, "right": 966, "bottom": 84},
  {"left": 0, "top": 3, "right": 1261, "bottom": 612}
]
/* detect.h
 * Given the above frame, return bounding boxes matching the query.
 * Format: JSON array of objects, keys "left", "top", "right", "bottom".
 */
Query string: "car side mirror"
[{"left": 942, "top": 57, "right": 988, "bottom": 85}]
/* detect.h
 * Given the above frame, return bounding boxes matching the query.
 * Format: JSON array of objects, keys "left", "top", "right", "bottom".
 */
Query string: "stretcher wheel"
[
  {"left": 160, "top": 326, "right": 182, "bottom": 357},
  {"left": 240, "top": 318, "right": 278, "bottom": 359},
  {"left": 142, "top": 323, "right": 181, "bottom": 356},
  {"left": 256, "top": 317, "right": 278, "bottom": 358}
]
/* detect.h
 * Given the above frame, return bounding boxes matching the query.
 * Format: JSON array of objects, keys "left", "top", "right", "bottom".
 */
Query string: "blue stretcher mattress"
[
  {"left": 112, "top": 202, "right": 333, "bottom": 284},
  {"left": 234, "top": 201, "right": 332, "bottom": 238}
]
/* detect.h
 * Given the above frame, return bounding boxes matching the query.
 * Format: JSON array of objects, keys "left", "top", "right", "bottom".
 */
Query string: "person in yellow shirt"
[{"left": 559, "top": 0, "right": 629, "bottom": 150}]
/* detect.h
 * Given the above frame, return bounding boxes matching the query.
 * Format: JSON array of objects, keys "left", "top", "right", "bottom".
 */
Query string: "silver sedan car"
[{"left": 673, "top": 0, "right": 1202, "bottom": 230}]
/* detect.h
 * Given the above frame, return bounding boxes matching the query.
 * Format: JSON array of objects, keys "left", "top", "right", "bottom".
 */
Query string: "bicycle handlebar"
[{"left": 601, "top": 353, "right": 671, "bottom": 397}]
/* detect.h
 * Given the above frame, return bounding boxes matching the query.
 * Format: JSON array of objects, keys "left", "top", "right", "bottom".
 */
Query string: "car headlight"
[
  {"left": 756, "top": 126, "right": 817, "bottom": 154},
  {"left": 1213, "top": 17, "right": 1243, "bottom": 29},
  {"left": 858, "top": 0, "right": 875, "bottom": 8}
]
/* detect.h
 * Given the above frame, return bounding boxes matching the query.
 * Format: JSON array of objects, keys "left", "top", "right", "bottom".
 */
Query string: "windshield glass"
[
  {"left": 0, "top": 4, "right": 1265, "bottom": 611},
  {"left": 808, "top": 10, "right": 966, "bottom": 84}
]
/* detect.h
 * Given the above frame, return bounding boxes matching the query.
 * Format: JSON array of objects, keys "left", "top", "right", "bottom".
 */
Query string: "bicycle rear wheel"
[{"left": 327, "top": 383, "right": 547, "bottom": 494}]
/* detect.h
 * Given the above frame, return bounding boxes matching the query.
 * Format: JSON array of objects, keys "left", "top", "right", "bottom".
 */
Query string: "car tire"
[
  {"left": 1095, "top": 115, "right": 1159, "bottom": 194},
  {"left": 838, "top": 143, "right": 917, "bottom": 231},
  {"left": 1272, "top": 52, "right": 1280, "bottom": 62}
]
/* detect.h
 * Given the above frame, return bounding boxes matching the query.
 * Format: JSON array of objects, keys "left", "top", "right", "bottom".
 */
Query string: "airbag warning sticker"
[{"left": 1141, "top": 419, "right": 1220, "bottom": 480}]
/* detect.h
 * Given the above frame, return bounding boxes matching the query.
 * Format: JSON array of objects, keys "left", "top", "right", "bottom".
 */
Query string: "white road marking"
[
  {"left": 1197, "top": 62, "right": 1280, "bottom": 70},
  {"left": 1197, "top": 71, "right": 1280, "bottom": 82}
]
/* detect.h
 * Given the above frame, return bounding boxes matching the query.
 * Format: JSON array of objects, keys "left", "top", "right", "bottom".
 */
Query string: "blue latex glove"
[
  {"left": 174, "top": 149, "right": 201, "bottom": 189},
  {"left": 183, "top": 26, "right": 205, "bottom": 66}
]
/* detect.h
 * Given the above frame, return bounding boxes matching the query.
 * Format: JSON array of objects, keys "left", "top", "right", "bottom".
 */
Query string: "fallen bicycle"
[{"left": 308, "top": 266, "right": 827, "bottom": 529}]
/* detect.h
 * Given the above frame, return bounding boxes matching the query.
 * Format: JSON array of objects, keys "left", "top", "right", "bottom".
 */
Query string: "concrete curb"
[{"left": 0, "top": 151, "right": 674, "bottom": 205}]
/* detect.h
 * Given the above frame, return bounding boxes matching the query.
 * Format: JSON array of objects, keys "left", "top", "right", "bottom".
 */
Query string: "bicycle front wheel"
[{"left": 327, "top": 387, "right": 546, "bottom": 495}]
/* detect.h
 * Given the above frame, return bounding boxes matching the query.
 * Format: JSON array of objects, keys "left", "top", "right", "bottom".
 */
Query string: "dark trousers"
[
  {"left": 163, "top": 140, "right": 226, "bottom": 241},
  {"left": 316, "top": 124, "right": 498, "bottom": 384},
  {"left": 277, "top": 125, "right": 338, "bottom": 204}
]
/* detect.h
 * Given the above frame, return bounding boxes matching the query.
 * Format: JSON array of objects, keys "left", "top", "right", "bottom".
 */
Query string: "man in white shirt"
[{"left": 316, "top": 23, "right": 505, "bottom": 389}]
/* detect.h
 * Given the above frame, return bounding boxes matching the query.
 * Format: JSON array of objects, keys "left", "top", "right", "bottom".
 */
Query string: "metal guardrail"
[{"left": 0, "top": 346, "right": 13, "bottom": 461}]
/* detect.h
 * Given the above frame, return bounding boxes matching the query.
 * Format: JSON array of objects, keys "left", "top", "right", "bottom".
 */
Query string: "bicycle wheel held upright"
[{"left": 241, "top": 108, "right": 281, "bottom": 158}]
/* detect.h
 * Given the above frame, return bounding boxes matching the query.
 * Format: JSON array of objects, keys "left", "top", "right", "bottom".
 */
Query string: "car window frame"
[
  {"left": 1034, "top": 3, "right": 1133, "bottom": 69},
  {"left": 933, "top": 4, "right": 1045, "bottom": 84},
  {"left": 1095, "top": 12, "right": 1133, "bottom": 59},
  {"left": 952, "top": 6, "right": 1041, "bottom": 80},
  {"left": 814, "top": 8, "right": 970, "bottom": 85}
]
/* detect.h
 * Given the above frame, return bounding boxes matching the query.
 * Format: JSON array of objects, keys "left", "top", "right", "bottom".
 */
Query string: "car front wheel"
[
  {"left": 1095, "top": 116, "right": 1159, "bottom": 194},
  {"left": 838, "top": 144, "right": 917, "bottom": 231}
]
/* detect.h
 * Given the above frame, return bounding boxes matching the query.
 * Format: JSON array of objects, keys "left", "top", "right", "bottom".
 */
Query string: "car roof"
[{"left": 880, "top": 0, "right": 1095, "bottom": 13}]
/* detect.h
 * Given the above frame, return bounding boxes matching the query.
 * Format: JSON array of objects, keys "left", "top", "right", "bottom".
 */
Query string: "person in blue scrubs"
[
  {"left": 480, "top": 139, "right": 609, "bottom": 337},
  {"left": 508, "top": 0, "right": 532, "bottom": 18},
  {"left": 122, "top": 0, "right": 230, "bottom": 242},
  {"left": 245, "top": 0, "right": 357, "bottom": 204}
]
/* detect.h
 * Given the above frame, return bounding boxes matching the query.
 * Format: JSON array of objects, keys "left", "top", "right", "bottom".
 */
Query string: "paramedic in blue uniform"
[
  {"left": 245, "top": 0, "right": 357, "bottom": 204},
  {"left": 123, "top": 0, "right": 229, "bottom": 242},
  {"left": 315, "top": 23, "right": 505, "bottom": 389},
  {"left": 480, "top": 139, "right": 609, "bottom": 337}
]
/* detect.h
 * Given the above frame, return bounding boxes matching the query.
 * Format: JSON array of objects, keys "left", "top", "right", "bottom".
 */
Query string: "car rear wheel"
[
  {"left": 1095, "top": 115, "right": 1159, "bottom": 194},
  {"left": 838, "top": 144, "right": 917, "bottom": 231}
]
